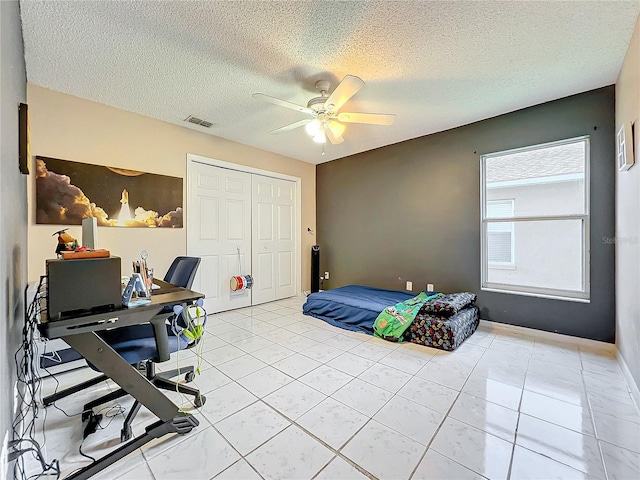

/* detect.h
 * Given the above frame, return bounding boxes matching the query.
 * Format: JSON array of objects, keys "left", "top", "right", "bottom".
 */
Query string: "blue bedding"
[{"left": 303, "top": 285, "right": 415, "bottom": 334}]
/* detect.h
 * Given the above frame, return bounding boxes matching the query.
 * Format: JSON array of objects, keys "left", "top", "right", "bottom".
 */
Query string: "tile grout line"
[
  {"left": 226, "top": 363, "right": 411, "bottom": 479},
  {"left": 52, "top": 298, "right": 635, "bottom": 480},
  {"left": 505, "top": 372, "right": 527, "bottom": 480},
  {"left": 406, "top": 385, "right": 465, "bottom": 480},
  {"left": 240, "top": 398, "right": 375, "bottom": 479},
  {"left": 205, "top": 321, "right": 619, "bottom": 479},
  {"left": 249, "top": 325, "right": 502, "bottom": 478},
  {"left": 410, "top": 341, "right": 513, "bottom": 480},
  {"left": 191, "top": 370, "right": 377, "bottom": 479},
  {"left": 579, "top": 358, "right": 615, "bottom": 480}
]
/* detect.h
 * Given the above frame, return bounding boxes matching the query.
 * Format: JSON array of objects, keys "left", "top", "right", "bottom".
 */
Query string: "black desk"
[{"left": 38, "top": 279, "right": 204, "bottom": 480}]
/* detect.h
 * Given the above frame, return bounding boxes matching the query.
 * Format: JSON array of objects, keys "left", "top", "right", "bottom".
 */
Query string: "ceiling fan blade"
[
  {"left": 337, "top": 112, "right": 396, "bottom": 125},
  {"left": 325, "top": 124, "right": 344, "bottom": 144},
  {"left": 325, "top": 75, "right": 364, "bottom": 112},
  {"left": 252, "top": 93, "right": 314, "bottom": 115},
  {"left": 268, "top": 119, "right": 311, "bottom": 134}
]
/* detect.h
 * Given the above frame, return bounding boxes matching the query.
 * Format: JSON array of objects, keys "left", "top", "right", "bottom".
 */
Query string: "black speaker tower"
[{"left": 311, "top": 245, "right": 320, "bottom": 293}]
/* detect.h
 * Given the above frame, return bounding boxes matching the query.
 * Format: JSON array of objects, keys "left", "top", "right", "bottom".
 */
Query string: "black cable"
[
  {"left": 78, "top": 443, "right": 96, "bottom": 463},
  {"left": 12, "top": 277, "right": 61, "bottom": 480},
  {"left": 40, "top": 362, "right": 87, "bottom": 418},
  {"left": 26, "top": 459, "right": 60, "bottom": 480},
  {"left": 40, "top": 337, "right": 128, "bottom": 478},
  {"left": 13, "top": 280, "right": 43, "bottom": 477},
  {"left": 95, "top": 404, "right": 126, "bottom": 431},
  {"left": 41, "top": 337, "right": 126, "bottom": 455},
  {"left": 13, "top": 277, "right": 126, "bottom": 479}
]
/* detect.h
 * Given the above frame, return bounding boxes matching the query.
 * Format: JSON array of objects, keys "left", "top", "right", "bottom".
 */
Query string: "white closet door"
[
  {"left": 252, "top": 175, "right": 296, "bottom": 305},
  {"left": 188, "top": 163, "right": 252, "bottom": 313}
]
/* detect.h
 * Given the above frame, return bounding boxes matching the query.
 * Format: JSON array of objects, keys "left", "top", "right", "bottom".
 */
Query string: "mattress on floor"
[
  {"left": 402, "top": 305, "right": 479, "bottom": 351},
  {"left": 302, "top": 285, "right": 414, "bottom": 334}
]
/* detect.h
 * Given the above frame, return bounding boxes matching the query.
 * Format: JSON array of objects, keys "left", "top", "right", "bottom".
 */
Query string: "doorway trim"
[{"left": 186, "top": 153, "right": 302, "bottom": 302}]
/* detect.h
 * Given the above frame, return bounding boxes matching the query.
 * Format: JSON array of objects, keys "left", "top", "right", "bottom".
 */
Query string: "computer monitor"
[{"left": 82, "top": 217, "right": 98, "bottom": 249}]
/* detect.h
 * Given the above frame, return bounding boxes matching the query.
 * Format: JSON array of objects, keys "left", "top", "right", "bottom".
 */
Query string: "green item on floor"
[{"left": 373, "top": 292, "right": 441, "bottom": 341}]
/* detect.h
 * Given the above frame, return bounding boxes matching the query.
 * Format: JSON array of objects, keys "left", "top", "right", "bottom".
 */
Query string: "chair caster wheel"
[
  {"left": 194, "top": 395, "right": 206, "bottom": 408},
  {"left": 185, "top": 371, "right": 195, "bottom": 383},
  {"left": 121, "top": 426, "right": 132, "bottom": 443}
]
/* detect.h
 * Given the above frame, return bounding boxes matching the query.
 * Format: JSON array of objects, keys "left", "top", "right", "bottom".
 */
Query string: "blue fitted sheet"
[{"left": 302, "top": 285, "right": 414, "bottom": 334}]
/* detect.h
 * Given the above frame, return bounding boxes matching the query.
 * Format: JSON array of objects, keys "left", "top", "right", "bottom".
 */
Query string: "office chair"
[
  {"left": 43, "top": 257, "right": 205, "bottom": 442},
  {"left": 163, "top": 256, "right": 200, "bottom": 289}
]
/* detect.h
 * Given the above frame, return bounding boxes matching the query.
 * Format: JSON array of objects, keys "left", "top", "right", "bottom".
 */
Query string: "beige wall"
[
  {"left": 27, "top": 84, "right": 316, "bottom": 291},
  {"left": 615, "top": 14, "right": 640, "bottom": 390}
]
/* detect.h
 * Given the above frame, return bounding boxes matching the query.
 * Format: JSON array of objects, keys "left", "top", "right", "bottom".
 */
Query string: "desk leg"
[
  {"left": 62, "top": 332, "right": 199, "bottom": 480},
  {"left": 64, "top": 419, "right": 195, "bottom": 480},
  {"left": 63, "top": 332, "right": 179, "bottom": 422}
]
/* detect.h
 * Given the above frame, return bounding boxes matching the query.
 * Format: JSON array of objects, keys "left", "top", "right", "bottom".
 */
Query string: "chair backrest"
[{"left": 163, "top": 256, "right": 201, "bottom": 289}]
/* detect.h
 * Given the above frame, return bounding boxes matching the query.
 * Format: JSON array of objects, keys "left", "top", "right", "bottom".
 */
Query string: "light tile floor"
[{"left": 24, "top": 296, "right": 640, "bottom": 480}]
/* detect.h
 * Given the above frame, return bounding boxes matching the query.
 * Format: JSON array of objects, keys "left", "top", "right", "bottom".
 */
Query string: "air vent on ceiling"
[{"left": 184, "top": 115, "right": 214, "bottom": 128}]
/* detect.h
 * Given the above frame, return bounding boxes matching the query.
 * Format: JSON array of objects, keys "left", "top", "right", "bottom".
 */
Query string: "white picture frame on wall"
[{"left": 617, "top": 122, "right": 635, "bottom": 171}]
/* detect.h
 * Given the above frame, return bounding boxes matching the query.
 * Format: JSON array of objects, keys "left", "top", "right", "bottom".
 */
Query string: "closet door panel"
[
  {"left": 189, "top": 159, "right": 297, "bottom": 311},
  {"left": 252, "top": 174, "right": 296, "bottom": 304},
  {"left": 252, "top": 175, "right": 277, "bottom": 304},
  {"left": 219, "top": 169, "right": 252, "bottom": 311},
  {"left": 188, "top": 162, "right": 252, "bottom": 313},
  {"left": 277, "top": 251, "right": 293, "bottom": 290}
]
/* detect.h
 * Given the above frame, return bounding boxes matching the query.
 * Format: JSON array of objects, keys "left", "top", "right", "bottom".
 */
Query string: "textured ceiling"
[{"left": 20, "top": 1, "right": 640, "bottom": 164}]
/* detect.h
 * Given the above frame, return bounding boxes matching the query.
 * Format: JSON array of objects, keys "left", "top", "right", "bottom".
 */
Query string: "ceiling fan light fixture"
[
  {"left": 253, "top": 74, "right": 395, "bottom": 149},
  {"left": 305, "top": 119, "right": 322, "bottom": 136},
  {"left": 313, "top": 132, "right": 326, "bottom": 144},
  {"left": 328, "top": 120, "right": 346, "bottom": 138}
]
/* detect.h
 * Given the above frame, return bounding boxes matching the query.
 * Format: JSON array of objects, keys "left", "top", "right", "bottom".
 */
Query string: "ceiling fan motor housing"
[
  {"left": 307, "top": 96, "right": 329, "bottom": 112},
  {"left": 307, "top": 79, "right": 333, "bottom": 112}
]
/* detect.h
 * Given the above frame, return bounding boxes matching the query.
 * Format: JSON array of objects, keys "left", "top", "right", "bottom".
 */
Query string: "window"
[
  {"left": 481, "top": 137, "right": 589, "bottom": 301},
  {"left": 487, "top": 200, "right": 514, "bottom": 266}
]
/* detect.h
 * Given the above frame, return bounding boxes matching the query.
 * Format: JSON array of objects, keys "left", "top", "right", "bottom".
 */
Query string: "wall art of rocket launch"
[{"left": 35, "top": 156, "right": 183, "bottom": 228}]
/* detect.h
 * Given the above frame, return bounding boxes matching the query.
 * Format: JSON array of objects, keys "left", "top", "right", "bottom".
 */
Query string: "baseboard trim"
[
  {"left": 617, "top": 351, "right": 640, "bottom": 411},
  {"left": 478, "top": 319, "right": 616, "bottom": 353}
]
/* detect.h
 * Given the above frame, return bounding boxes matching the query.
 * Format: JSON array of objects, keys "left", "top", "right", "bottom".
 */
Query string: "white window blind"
[{"left": 487, "top": 200, "right": 514, "bottom": 265}]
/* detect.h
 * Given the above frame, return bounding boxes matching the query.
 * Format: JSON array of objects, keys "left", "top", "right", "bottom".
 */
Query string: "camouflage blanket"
[
  {"left": 373, "top": 292, "right": 442, "bottom": 341},
  {"left": 403, "top": 306, "right": 480, "bottom": 351},
  {"left": 419, "top": 292, "right": 477, "bottom": 317}
]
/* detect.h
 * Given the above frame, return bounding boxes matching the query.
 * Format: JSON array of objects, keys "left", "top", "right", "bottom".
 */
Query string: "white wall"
[
  {"left": 487, "top": 180, "right": 584, "bottom": 291},
  {"left": 0, "top": 2, "right": 28, "bottom": 478},
  {"left": 615, "top": 14, "right": 640, "bottom": 389}
]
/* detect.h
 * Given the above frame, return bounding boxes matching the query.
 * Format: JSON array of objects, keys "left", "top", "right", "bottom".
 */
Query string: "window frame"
[{"left": 480, "top": 136, "right": 590, "bottom": 303}]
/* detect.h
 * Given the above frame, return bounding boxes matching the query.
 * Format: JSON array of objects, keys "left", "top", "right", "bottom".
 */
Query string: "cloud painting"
[{"left": 36, "top": 156, "right": 183, "bottom": 228}]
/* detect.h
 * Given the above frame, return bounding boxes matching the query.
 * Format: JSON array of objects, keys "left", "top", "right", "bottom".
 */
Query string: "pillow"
[{"left": 419, "top": 292, "right": 477, "bottom": 317}]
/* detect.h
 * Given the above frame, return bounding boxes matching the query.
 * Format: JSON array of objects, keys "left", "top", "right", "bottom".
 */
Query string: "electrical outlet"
[
  {"left": 427, "top": 283, "right": 435, "bottom": 291},
  {"left": 406, "top": 281, "right": 413, "bottom": 291},
  {"left": 324, "top": 272, "right": 329, "bottom": 280}
]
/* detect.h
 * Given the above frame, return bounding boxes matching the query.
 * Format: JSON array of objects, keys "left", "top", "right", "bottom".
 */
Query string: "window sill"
[{"left": 481, "top": 286, "right": 590, "bottom": 303}]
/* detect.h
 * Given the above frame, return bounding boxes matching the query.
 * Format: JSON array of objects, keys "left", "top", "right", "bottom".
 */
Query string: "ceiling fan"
[{"left": 252, "top": 75, "right": 396, "bottom": 145}]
